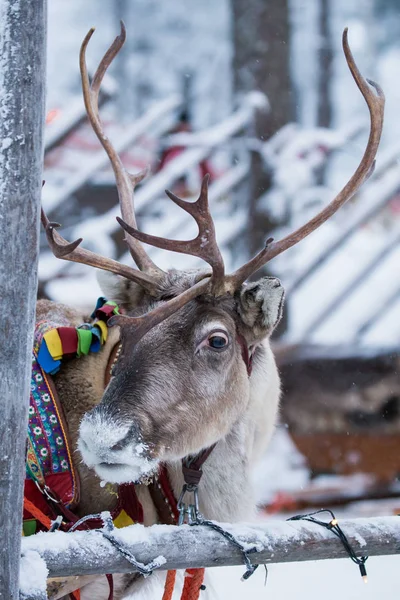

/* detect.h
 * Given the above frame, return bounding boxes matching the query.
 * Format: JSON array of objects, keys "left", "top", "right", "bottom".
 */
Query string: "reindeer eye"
[{"left": 207, "top": 332, "right": 228, "bottom": 349}]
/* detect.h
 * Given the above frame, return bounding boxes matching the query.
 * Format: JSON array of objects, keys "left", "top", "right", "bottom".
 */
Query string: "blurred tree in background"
[{"left": 232, "top": 0, "right": 292, "bottom": 254}]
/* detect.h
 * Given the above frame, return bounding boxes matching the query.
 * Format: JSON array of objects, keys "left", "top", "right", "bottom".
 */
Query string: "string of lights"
[{"left": 287, "top": 509, "right": 369, "bottom": 583}]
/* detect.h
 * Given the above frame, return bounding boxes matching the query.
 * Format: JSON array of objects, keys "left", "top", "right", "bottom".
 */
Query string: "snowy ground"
[{"left": 207, "top": 555, "right": 400, "bottom": 600}]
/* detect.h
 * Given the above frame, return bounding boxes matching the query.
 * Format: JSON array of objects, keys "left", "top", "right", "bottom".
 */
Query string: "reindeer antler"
[
  {"left": 42, "top": 26, "right": 385, "bottom": 344},
  {"left": 42, "top": 22, "right": 167, "bottom": 295},
  {"left": 117, "top": 174, "right": 225, "bottom": 290},
  {"left": 79, "top": 22, "right": 163, "bottom": 277},
  {"left": 40, "top": 210, "right": 160, "bottom": 294}
]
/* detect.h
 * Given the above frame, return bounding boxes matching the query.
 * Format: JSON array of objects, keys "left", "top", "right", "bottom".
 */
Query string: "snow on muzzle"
[{"left": 78, "top": 411, "right": 158, "bottom": 484}]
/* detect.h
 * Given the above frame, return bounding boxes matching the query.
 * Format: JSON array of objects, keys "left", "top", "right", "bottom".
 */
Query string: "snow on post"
[
  {"left": 19, "top": 552, "right": 48, "bottom": 600},
  {"left": 0, "top": 1, "right": 46, "bottom": 598}
]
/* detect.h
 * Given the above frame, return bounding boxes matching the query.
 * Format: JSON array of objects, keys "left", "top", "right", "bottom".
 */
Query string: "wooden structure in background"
[{"left": 278, "top": 345, "right": 400, "bottom": 482}]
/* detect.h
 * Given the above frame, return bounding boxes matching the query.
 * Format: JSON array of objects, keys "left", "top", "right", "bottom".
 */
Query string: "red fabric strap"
[
  {"left": 158, "top": 466, "right": 180, "bottom": 522},
  {"left": 58, "top": 327, "right": 79, "bottom": 355},
  {"left": 95, "top": 304, "right": 116, "bottom": 318}
]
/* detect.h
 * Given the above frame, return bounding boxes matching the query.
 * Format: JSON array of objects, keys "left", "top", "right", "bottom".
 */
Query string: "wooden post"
[{"left": 0, "top": 1, "right": 46, "bottom": 598}]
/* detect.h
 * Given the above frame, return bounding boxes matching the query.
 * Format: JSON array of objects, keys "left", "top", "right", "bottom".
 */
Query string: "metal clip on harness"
[{"left": 177, "top": 483, "right": 201, "bottom": 525}]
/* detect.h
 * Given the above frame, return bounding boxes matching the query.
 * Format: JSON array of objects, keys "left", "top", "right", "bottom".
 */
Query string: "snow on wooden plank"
[{"left": 21, "top": 516, "right": 400, "bottom": 579}]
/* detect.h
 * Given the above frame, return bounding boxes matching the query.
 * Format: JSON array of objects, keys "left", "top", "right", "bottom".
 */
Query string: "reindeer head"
[{"left": 42, "top": 24, "right": 384, "bottom": 484}]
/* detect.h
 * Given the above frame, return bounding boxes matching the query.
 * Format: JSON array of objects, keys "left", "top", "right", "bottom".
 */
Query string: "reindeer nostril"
[
  {"left": 110, "top": 424, "right": 139, "bottom": 452},
  {"left": 110, "top": 440, "right": 125, "bottom": 452}
]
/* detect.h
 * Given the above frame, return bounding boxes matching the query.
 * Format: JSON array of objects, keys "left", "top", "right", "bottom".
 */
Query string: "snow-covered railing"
[
  {"left": 255, "top": 117, "right": 400, "bottom": 342},
  {"left": 44, "top": 75, "right": 114, "bottom": 152},
  {"left": 300, "top": 228, "right": 400, "bottom": 339},
  {"left": 355, "top": 284, "right": 400, "bottom": 340},
  {"left": 39, "top": 94, "right": 258, "bottom": 293},
  {"left": 282, "top": 162, "right": 400, "bottom": 341},
  {"left": 20, "top": 516, "right": 400, "bottom": 599},
  {"left": 42, "top": 94, "right": 182, "bottom": 213},
  {"left": 286, "top": 152, "right": 400, "bottom": 296},
  {"left": 70, "top": 93, "right": 260, "bottom": 250}
]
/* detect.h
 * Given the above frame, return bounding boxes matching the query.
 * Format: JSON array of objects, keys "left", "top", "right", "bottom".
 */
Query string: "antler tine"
[
  {"left": 223, "top": 28, "right": 385, "bottom": 294},
  {"left": 41, "top": 208, "right": 160, "bottom": 295},
  {"left": 108, "top": 277, "right": 210, "bottom": 344},
  {"left": 116, "top": 174, "right": 226, "bottom": 289},
  {"left": 79, "top": 22, "right": 163, "bottom": 276}
]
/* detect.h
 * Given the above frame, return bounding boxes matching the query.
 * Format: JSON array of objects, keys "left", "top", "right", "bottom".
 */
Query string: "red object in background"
[
  {"left": 389, "top": 193, "right": 400, "bottom": 214},
  {"left": 157, "top": 111, "right": 215, "bottom": 195},
  {"left": 263, "top": 491, "right": 298, "bottom": 514},
  {"left": 46, "top": 108, "right": 61, "bottom": 125}
]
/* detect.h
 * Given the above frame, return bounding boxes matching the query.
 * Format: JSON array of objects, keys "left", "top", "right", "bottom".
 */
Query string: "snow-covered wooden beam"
[{"left": 21, "top": 516, "right": 400, "bottom": 580}]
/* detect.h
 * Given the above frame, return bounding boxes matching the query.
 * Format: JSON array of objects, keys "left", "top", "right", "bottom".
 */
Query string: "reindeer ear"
[
  {"left": 237, "top": 276, "right": 285, "bottom": 339},
  {"left": 96, "top": 271, "right": 144, "bottom": 310}
]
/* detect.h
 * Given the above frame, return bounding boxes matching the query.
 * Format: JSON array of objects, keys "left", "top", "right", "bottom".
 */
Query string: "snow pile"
[{"left": 19, "top": 550, "right": 48, "bottom": 600}]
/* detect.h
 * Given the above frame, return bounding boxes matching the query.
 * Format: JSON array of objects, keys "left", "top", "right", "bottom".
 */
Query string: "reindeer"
[{"left": 36, "top": 24, "right": 384, "bottom": 600}]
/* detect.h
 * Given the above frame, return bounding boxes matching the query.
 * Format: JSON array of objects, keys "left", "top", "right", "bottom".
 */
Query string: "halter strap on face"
[
  {"left": 236, "top": 334, "right": 253, "bottom": 377},
  {"left": 181, "top": 444, "right": 217, "bottom": 487}
]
